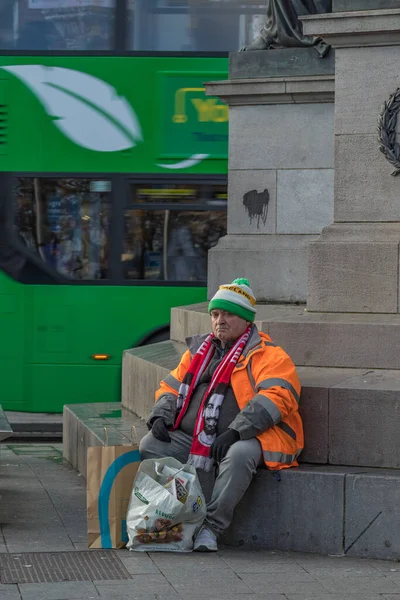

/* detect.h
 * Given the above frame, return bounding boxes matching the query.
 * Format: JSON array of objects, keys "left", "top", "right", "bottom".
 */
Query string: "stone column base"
[
  {"left": 208, "top": 234, "right": 318, "bottom": 302},
  {"left": 307, "top": 223, "right": 400, "bottom": 313}
]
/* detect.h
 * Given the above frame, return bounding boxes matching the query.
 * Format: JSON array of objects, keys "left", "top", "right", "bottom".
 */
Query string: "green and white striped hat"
[{"left": 208, "top": 278, "right": 257, "bottom": 323}]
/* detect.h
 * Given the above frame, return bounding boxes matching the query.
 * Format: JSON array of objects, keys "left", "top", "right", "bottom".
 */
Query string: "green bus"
[{"left": 0, "top": 0, "right": 260, "bottom": 413}]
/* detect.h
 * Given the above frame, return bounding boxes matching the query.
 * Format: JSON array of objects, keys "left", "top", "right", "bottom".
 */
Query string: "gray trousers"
[{"left": 139, "top": 429, "right": 263, "bottom": 536}]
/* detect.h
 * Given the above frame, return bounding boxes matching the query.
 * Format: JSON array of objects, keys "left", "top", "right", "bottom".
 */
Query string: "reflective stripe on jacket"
[{"left": 152, "top": 326, "right": 303, "bottom": 471}]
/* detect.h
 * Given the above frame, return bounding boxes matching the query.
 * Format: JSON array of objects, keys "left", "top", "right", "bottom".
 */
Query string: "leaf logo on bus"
[{"left": 2, "top": 65, "right": 142, "bottom": 153}]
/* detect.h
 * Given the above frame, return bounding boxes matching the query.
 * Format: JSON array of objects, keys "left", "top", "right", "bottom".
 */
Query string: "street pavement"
[{"left": 1, "top": 443, "right": 400, "bottom": 600}]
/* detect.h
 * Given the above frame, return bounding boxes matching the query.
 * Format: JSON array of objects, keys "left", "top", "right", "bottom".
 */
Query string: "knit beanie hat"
[{"left": 208, "top": 278, "right": 257, "bottom": 322}]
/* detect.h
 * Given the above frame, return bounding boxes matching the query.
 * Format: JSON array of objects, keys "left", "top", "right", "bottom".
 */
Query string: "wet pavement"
[{"left": 1, "top": 443, "right": 400, "bottom": 600}]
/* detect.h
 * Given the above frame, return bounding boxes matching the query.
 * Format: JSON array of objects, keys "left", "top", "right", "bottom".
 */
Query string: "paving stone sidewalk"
[{"left": 1, "top": 443, "right": 400, "bottom": 600}]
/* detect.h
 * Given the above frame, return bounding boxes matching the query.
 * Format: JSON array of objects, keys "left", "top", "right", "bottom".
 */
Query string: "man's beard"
[{"left": 204, "top": 418, "right": 218, "bottom": 435}]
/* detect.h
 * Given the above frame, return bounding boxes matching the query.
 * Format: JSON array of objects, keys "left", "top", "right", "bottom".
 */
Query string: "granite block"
[
  {"left": 329, "top": 371, "right": 400, "bottom": 467},
  {"left": 334, "top": 134, "right": 400, "bottom": 222},
  {"left": 276, "top": 169, "right": 334, "bottom": 234},
  {"left": 222, "top": 466, "right": 345, "bottom": 555},
  {"left": 345, "top": 471, "right": 400, "bottom": 560},
  {"left": 229, "top": 48, "right": 335, "bottom": 79},
  {"left": 333, "top": 0, "right": 400, "bottom": 9},
  {"left": 208, "top": 234, "right": 316, "bottom": 303},
  {"left": 228, "top": 169, "right": 276, "bottom": 235},
  {"left": 335, "top": 46, "right": 400, "bottom": 135},
  {"left": 229, "top": 103, "right": 334, "bottom": 170},
  {"left": 307, "top": 237, "right": 399, "bottom": 313}
]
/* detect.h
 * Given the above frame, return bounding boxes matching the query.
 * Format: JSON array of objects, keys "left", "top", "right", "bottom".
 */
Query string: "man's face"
[
  {"left": 210, "top": 309, "right": 249, "bottom": 345},
  {"left": 204, "top": 402, "right": 219, "bottom": 435}
]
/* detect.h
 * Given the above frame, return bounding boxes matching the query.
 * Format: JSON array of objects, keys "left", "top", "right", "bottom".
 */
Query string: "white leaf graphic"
[
  {"left": 2, "top": 65, "right": 142, "bottom": 152},
  {"left": 157, "top": 154, "right": 209, "bottom": 170}
]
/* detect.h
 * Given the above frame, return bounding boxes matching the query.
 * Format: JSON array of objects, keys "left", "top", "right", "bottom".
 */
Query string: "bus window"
[
  {"left": 1, "top": 0, "right": 115, "bottom": 51},
  {"left": 122, "top": 182, "right": 227, "bottom": 281},
  {"left": 128, "top": 0, "right": 266, "bottom": 52},
  {"left": 14, "top": 177, "right": 111, "bottom": 280}
]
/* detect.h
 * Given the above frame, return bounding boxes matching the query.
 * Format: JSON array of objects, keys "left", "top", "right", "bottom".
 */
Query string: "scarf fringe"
[{"left": 188, "top": 453, "right": 214, "bottom": 472}]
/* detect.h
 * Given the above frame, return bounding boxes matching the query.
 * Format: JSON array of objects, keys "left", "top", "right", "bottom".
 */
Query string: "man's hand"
[
  {"left": 151, "top": 418, "right": 171, "bottom": 443},
  {"left": 210, "top": 429, "right": 240, "bottom": 462}
]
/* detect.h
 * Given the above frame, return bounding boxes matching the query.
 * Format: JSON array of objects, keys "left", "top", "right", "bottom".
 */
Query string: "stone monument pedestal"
[
  {"left": 302, "top": 7, "right": 400, "bottom": 312},
  {"left": 308, "top": 223, "right": 400, "bottom": 312},
  {"left": 205, "top": 49, "right": 335, "bottom": 302}
]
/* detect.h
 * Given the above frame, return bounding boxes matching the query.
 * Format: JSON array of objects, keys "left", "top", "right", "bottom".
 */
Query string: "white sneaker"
[{"left": 193, "top": 526, "right": 218, "bottom": 552}]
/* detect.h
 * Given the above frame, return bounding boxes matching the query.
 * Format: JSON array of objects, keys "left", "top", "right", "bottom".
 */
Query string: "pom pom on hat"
[
  {"left": 232, "top": 277, "right": 250, "bottom": 286},
  {"left": 208, "top": 277, "right": 257, "bottom": 322}
]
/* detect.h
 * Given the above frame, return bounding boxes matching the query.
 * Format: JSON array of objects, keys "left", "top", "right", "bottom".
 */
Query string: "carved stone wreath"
[{"left": 378, "top": 88, "right": 400, "bottom": 177}]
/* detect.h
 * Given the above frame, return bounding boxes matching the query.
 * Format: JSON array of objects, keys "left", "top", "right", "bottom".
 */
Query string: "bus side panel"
[
  {"left": 24, "top": 364, "right": 122, "bottom": 413},
  {"left": 0, "top": 273, "right": 25, "bottom": 411},
  {"left": 27, "top": 284, "right": 207, "bottom": 365},
  {"left": 0, "top": 56, "right": 228, "bottom": 175},
  {"left": 23, "top": 284, "right": 206, "bottom": 412}
]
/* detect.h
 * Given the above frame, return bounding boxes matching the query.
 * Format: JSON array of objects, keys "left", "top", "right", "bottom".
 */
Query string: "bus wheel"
[{"left": 135, "top": 327, "right": 170, "bottom": 347}]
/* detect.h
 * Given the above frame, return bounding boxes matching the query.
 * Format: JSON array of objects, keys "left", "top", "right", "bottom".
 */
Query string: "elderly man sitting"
[{"left": 140, "top": 278, "right": 303, "bottom": 551}]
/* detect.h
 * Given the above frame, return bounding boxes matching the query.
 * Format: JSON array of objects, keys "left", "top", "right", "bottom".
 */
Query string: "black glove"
[
  {"left": 210, "top": 429, "right": 240, "bottom": 462},
  {"left": 151, "top": 418, "right": 171, "bottom": 443}
]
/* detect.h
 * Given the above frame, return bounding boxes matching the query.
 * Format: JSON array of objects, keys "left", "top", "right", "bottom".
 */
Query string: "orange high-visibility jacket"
[{"left": 151, "top": 327, "right": 303, "bottom": 471}]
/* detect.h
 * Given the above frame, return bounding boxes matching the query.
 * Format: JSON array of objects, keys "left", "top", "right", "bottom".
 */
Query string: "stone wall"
[{"left": 206, "top": 49, "right": 335, "bottom": 302}]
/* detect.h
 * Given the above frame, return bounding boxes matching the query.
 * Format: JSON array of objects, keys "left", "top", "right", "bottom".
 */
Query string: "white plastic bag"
[{"left": 126, "top": 457, "right": 206, "bottom": 552}]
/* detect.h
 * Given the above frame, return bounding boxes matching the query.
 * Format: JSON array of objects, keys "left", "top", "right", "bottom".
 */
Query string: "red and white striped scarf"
[{"left": 172, "top": 326, "right": 252, "bottom": 471}]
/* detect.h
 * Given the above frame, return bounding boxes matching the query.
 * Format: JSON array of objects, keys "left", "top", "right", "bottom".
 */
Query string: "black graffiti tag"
[{"left": 243, "top": 189, "right": 270, "bottom": 228}]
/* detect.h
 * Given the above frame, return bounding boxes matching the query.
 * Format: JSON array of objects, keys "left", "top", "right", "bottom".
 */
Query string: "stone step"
[
  {"left": 63, "top": 401, "right": 400, "bottom": 560},
  {"left": 63, "top": 402, "right": 147, "bottom": 479},
  {"left": 170, "top": 303, "right": 400, "bottom": 370},
  {"left": 223, "top": 463, "right": 400, "bottom": 560},
  {"left": 5, "top": 411, "right": 62, "bottom": 440},
  {"left": 0, "top": 404, "right": 12, "bottom": 442},
  {"left": 122, "top": 341, "right": 400, "bottom": 468}
]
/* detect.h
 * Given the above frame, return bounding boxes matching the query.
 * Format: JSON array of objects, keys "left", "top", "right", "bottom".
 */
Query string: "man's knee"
[
  {"left": 139, "top": 431, "right": 160, "bottom": 460},
  {"left": 139, "top": 430, "right": 191, "bottom": 463},
  {"left": 224, "top": 439, "right": 262, "bottom": 471}
]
